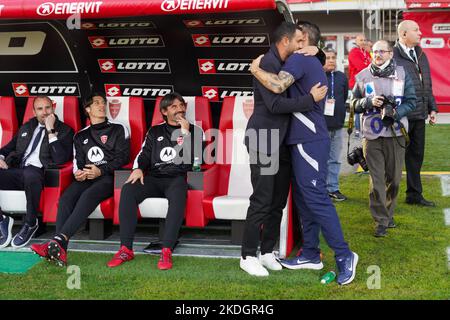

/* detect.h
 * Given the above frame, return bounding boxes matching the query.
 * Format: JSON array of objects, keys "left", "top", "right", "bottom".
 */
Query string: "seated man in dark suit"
[{"left": 0, "top": 96, "right": 74, "bottom": 249}]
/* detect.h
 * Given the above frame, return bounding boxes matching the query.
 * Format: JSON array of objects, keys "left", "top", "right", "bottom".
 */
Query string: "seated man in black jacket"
[
  {"left": 31, "top": 93, "right": 130, "bottom": 266},
  {"left": 107, "top": 92, "right": 203, "bottom": 270},
  {"left": 0, "top": 96, "right": 73, "bottom": 249}
]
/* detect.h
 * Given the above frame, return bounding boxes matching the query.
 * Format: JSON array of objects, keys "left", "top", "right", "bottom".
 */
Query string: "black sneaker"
[
  {"left": 329, "top": 191, "right": 347, "bottom": 202},
  {"left": 0, "top": 215, "right": 14, "bottom": 249},
  {"left": 374, "top": 225, "right": 387, "bottom": 237},
  {"left": 143, "top": 240, "right": 179, "bottom": 254},
  {"left": 11, "top": 219, "right": 39, "bottom": 248},
  {"left": 388, "top": 219, "right": 396, "bottom": 228}
]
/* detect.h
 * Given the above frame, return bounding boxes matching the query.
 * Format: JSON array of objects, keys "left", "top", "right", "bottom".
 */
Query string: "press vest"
[{"left": 355, "top": 66, "right": 408, "bottom": 140}]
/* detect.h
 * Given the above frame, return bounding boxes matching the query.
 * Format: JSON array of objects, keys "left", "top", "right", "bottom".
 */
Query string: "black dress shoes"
[{"left": 406, "top": 197, "right": 436, "bottom": 207}]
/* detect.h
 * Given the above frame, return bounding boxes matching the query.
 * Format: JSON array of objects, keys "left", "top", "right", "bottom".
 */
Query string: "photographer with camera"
[{"left": 351, "top": 40, "right": 416, "bottom": 237}]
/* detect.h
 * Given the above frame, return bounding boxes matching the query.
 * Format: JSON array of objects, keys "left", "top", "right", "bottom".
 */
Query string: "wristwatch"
[{"left": 47, "top": 128, "right": 56, "bottom": 134}]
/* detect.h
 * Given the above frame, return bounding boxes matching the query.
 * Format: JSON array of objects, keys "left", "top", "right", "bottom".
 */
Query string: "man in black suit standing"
[
  {"left": 394, "top": 20, "right": 438, "bottom": 207},
  {"left": 240, "top": 22, "right": 327, "bottom": 276},
  {"left": 0, "top": 96, "right": 74, "bottom": 248}
]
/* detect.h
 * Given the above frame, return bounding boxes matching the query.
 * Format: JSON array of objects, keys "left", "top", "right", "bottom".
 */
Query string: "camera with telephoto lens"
[
  {"left": 380, "top": 95, "right": 397, "bottom": 127},
  {"left": 347, "top": 147, "right": 369, "bottom": 172}
]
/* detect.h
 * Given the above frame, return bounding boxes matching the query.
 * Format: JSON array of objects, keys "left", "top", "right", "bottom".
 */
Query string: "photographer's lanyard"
[
  {"left": 330, "top": 72, "right": 334, "bottom": 99},
  {"left": 324, "top": 72, "right": 335, "bottom": 116}
]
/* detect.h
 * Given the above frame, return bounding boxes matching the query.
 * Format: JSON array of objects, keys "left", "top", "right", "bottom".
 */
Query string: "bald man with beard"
[{"left": 393, "top": 20, "right": 438, "bottom": 207}]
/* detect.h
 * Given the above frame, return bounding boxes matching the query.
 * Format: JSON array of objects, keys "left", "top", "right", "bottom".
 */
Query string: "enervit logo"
[
  {"left": 81, "top": 21, "right": 156, "bottom": 29},
  {"left": 105, "top": 84, "right": 173, "bottom": 100},
  {"left": 12, "top": 83, "right": 80, "bottom": 97},
  {"left": 202, "top": 86, "right": 253, "bottom": 102},
  {"left": 37, "top": 1, "right": 103, "bottom": 16},
  {"left": 432, "top": 24, "right": 450, "bottom": 34},
  {"left": 192, "top": 34, "right": 269, "bottom": 47},
  {"left": 184, "top": 18, "right": 264, "bottom": 28},
  {"left": 161, "top": 0, "right": 230, "bottom": 12},
  {"left": 198, "top": 59, "right": 251, "bottom": 75},
  {"left": 89, "top": 35, "right": 164, "bottom": 48},
  {"left": 0, "top": 31, "right": 46, "bottom": 55},
  {"left": 420, "top": 38, "right": 445, "bottom": 48},
  {"left": 98, "top": 59, "right": 170, "bottom": 73}
]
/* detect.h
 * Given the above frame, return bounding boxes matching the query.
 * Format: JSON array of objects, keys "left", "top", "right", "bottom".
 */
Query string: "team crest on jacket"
[
  {"left": 101, "top": 135, "right": 108, "bottom": 144},
  {"left": 177, "top": 136, "right": 184, "bottom": 145}
]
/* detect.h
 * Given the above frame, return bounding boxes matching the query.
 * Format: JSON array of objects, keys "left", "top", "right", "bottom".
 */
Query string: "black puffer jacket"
[{"left": 393, "top": 40, "right": 438, "bottom": 120}]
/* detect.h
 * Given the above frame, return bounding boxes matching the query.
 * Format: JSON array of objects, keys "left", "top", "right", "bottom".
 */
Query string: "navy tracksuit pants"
[{"left": 290, "top": 139, "right": 351, "bottom": 260}]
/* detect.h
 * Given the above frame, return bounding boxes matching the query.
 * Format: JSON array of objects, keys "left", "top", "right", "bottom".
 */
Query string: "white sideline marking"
[
  {"left": 442, "top": 176, "right": 450, "bottom": 270},
  {"left": 441, "top": 175, "right": 450, "bottom": 196},
  {"left": 447, "top": 248, "right": 450, "bottom": 269},
  {"left": 445, "top": 208, "right": 450, "bottom": 226}
]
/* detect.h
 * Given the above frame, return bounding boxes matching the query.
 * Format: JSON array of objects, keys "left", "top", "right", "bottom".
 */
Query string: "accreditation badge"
[
  {"left": 392, "top": 79, "right": 404, "bottom": 96},
  {"left": 324, "top": 98, "right": 335, "bottom": 116}
]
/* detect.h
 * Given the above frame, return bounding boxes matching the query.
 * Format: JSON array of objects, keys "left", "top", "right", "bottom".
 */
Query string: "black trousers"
[
  {"left": 56, "top": 175, "right": 114, "bottom": 238},
  {"left": 241, "top": 145, "right": 291, "bottom": 258},
  {"left": 405, "top": 119, "right": 426, "bottom": 201},
  {"left": 0, "top": 166, "right": 44, "bottom": 225},
  {"left": 119, "top": 175, "right": 188, "bottom": 249}
]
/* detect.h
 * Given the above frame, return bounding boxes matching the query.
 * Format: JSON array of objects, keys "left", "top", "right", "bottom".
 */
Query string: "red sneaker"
[
  {"left": 31, "top": 241, "right": 51, "bottom": 260},
  {"left": 47, "top": 240, "right": 67, "bottom": 267},
  {"left": 157, "top": 247, "right": 173, "bottom": 270},
  {"left": 107, "top": 246, "right": 134, "bottom": 268}
]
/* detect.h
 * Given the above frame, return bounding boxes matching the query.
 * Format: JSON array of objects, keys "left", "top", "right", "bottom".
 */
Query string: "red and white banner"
[
  {"left": 0, "top": 0, "right": 276, "bottom": 19},
  {"left": 403, "top": 11, "right": 450, "bottom": 111},
  {"left": 406, "top": 0, "right": 450, "bottom": 8}
]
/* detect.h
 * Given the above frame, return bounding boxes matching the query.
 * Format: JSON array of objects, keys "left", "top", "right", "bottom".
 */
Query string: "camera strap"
[
  {"left": 346, "top": 99, "right": 356, "bottom": 157},
  {"left": 389, "top": 120, "right": 410, "bottom": 149}
]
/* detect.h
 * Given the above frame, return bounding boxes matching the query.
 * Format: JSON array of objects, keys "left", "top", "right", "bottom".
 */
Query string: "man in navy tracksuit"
[{"left": 251, "top": 21, "right": 358, "bottom": 285}]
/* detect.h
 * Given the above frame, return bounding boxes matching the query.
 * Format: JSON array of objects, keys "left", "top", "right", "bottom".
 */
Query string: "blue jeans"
[{"left": 327, "top": 128, "right": 344, "bottom": 193}]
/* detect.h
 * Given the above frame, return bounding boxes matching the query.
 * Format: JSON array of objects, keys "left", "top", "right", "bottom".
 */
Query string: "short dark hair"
[
  {"left": 323, "top": 47, "right": 337, "bottom": 55},
  {"left": 273, "top": 21, "right": 302, "bottom": 44},
  {"left": 83, "top": 92, "right": 106, "bottom": 117},
  {"left": 159, "top": 92, "right": 186, "bottom": 122},
  {"left": 33, "top": 95, "right": 53, "bottom": 109},
  {"left": 296, "top": 20, "right": 321, "bottom": 46}
]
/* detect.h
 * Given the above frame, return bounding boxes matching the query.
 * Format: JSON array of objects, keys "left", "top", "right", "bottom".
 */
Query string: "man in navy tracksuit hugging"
[
  {"left": 32, "top": 93, "right": 130, "bottom": 266},
  {"left": 250, "top": 21, "right": 358, "bottom": 285}
]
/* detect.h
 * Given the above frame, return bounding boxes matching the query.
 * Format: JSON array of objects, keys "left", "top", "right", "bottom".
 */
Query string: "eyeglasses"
[{"left": 373, "top": 50, "right": 391, "bottom": 55}]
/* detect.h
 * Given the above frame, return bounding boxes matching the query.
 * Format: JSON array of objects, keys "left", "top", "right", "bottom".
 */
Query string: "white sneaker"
[
  {"left": 259, "top": 252, "right": 282, "bottom": 271},
  {"left": 240, "top": 256, "right": 269, "bottom": 277}
]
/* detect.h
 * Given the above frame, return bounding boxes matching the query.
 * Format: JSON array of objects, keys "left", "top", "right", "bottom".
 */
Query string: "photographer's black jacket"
[
  {"left": 0, "top": 116, "right": 74, "bottom": 169},
  {"left": 133, "top": 122, "right": 204, "bottom": 178},
  {"left": 73, "top": 120, "right": 130, "bottom": 176}
]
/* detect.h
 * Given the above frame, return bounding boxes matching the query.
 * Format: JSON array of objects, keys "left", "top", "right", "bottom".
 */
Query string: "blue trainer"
[
  {"left": 0, "top": 215, "right": 15, "bottom": 249},
  {"left": 11, "top": 219, "right": 38, "bottom": 249},
  {"left": 280, "top": 254, "right": 324, "bottom": 270},
  {"left": 336, "top": 252, "right": 359, "bottom": 285}
]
